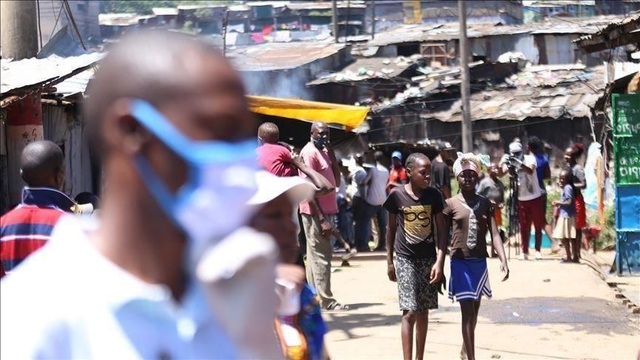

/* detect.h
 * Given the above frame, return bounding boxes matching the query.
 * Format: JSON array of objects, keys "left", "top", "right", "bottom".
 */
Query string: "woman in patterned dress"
[{"left": 383, "top": 153, "right": 448, "bottom": 360}]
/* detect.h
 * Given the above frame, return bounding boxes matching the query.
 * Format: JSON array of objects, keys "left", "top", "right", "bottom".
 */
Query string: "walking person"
[
  {"left": 444, "top": 153, "right": 509, "bottom": 360},
  {"left": 298, "top": 121, "right": 348, "bottom": 310},
  {"left": 552, "top": 169, "right": 579, "bottom": 263},
  {"left": 383, "top": 153, "right": 448, "bottom": 360}
]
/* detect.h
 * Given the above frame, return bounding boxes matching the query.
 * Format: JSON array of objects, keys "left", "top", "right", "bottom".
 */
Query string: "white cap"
[
  {"left": 248, "top": 171, "right": 316, "bottom": 206},
  {"left": 509, "top": 142, "right": 523, "bottom": 154}
]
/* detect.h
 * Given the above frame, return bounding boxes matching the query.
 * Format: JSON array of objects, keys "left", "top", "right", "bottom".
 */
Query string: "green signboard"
[{"left": 612, "top": 94, "right": 640, "bottom": 185}]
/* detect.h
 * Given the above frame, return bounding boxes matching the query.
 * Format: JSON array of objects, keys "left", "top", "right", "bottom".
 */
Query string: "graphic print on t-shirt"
[{"left": 402, "top": 205, "right": 433, "bottom": 244}]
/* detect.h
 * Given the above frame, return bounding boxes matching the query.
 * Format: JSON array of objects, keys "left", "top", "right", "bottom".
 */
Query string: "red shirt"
[
  {"left": 1, "top": 188, "right": 74, "bottom": 275},
  {"left": 257, "top": 143, "right": 297, "bottom": 177},
  {"left": 387, "top": 166, "right": 408, "bottom": 194}
]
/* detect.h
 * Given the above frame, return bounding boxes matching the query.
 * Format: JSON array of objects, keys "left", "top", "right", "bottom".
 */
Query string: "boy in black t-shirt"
[{"left": 383, "top": 152, "right": 447, "bottom": 360}]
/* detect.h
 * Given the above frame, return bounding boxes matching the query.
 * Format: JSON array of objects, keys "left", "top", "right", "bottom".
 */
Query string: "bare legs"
[
  {"left": 401, "top": 310, "right": 429, "bottom": 360},
  {"left": 561, "top": 238, "right": 572, "bottom": 261},
  {"left": 571, "top": 237, "right": 581, "bottom": 262},
  {"left": 460, "top": 300, "right": 481, "bottom": 360}
]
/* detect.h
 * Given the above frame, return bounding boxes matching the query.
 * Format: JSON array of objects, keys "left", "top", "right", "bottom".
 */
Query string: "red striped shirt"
[{"left": 1, "top": 205, "right": 66, "bottom": 274}]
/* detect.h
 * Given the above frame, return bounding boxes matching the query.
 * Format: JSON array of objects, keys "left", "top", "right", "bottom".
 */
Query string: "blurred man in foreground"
[{"left": 1, "top": 30, "right": 279, "bottom": 359}]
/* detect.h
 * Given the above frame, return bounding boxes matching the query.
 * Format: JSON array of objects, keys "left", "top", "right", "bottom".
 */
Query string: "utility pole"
[
  {"left": 1, "top": 0, "right": 43, "bottom": 210},
  {"left": 371, "top": 0, "right": 376, "bottom": 39},
  {"left": 332, "top": 0, "right": 339, "bottom": 43},
  {"left": 1, "top": 0, "right": 39, "bottom": 59},
  {"left": 222, "top": 10, "right": 229, "bottom": 57},
  {"left": 458, "top": 0, "right": 472, "bottom": 153}
]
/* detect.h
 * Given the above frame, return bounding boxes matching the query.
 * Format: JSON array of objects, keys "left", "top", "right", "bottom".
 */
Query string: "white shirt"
[
  {"left": 515, "top": 154, "right": 542, "bottom": 201},
  {"left": 365, "top": 163, "right": 390, "bottom": 206},
  {"left": 0, "top": 216, "right": 255, "bottom": 359}
]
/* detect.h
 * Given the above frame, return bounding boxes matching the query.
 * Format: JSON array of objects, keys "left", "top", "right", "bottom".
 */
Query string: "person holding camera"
[{"left": 499, "top": 141, "right": 545, "bottom": 260}]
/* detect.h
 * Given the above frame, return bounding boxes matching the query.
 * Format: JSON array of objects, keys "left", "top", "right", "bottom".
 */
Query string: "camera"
[{"left": 503, "top": 155, "right": 520, "bottom": 175}]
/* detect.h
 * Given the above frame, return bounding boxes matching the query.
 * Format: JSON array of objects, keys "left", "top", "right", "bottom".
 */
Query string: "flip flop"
[
  {"left": 326, "top": 302, "right": 349, "bottom": 311},
  {"left": 341, "top": 249, "right": 357, "bottom": 261}
]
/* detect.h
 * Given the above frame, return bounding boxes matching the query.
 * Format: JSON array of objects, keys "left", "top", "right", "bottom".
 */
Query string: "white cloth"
[
  {"left": 196, "top": 227, "right": 281, "bottom": 360},
  {"left": 0, "top": 216, "right": 275, "bottom": 360},
  {"left": 365, "top": 163, "right": 390, "bottom": 206}
]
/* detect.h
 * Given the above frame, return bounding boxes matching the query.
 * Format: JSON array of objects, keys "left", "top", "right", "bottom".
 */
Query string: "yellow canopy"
[{"left": 247, "top": 95, "right": 369, "bottom": 130}]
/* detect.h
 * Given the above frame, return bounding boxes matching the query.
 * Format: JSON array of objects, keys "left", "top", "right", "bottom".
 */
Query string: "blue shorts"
[{"left": 448, "top": 258, "right": 492, "bottom": 302}]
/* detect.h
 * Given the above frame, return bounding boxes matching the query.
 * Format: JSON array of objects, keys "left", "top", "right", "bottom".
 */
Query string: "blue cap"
[{"left": 391, "top": 151, "right": 402, "bottom": 160}]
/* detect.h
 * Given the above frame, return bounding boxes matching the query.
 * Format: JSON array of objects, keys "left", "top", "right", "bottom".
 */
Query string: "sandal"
[{"left": 326, "top": 302, "right": 350, "bottom": 311}]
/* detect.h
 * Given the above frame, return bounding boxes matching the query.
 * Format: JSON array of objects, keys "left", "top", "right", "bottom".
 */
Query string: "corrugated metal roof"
[
  {"left": 1, "top": 53, "right": 103, "bottom": 96},
  {"left": 55, "top": 68, "right": 96, "bottom": 98},
  {"left": 416, "top": 65, "right": 605, "bottom": 122},
  {"left": 228, "top": 42, "right": 345, "bottom": 71},
  {"left": 286, "top": 1, "right": 366, "bottom": 11},
  {"left": 308, "top": 55, "right": 423, "bottom": 86},
  {"left": 573, "top": 13, "right": 640, "bottom": 52},
  {"left": 369, "top": 16, "right": 625, "bottom": 46},
  {"left": 98, "top": 13, "right": 140, "bottom": 26},
  {"left": 152, "top": 8, "right": 179, "bottom": 16}
]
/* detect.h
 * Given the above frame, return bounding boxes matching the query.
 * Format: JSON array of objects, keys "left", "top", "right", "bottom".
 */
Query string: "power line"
[
  {"left": 36, "top": 0, "right": 43, "bottom": 49},
  {"left": 62, "top": 0, "right": 86, "bottom": 50}
]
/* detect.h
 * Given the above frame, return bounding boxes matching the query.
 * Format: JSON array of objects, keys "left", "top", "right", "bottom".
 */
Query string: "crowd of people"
[{"left": 0, "top": 30, "right": 591, "bottom": 360}]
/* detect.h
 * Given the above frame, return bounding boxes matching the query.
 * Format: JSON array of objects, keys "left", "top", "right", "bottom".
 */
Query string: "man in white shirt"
[
  {"left": 366, "top": 151, "right": 391, "bottom": 251},
  {"left": 352, "top": 153, "right": 373, "bottom": 252},
  {"left": 1, "top": 30, "right": 280, "bottom": 359},
  {"left": 499, "top": 141, "right": 545, "bottom": 260}
]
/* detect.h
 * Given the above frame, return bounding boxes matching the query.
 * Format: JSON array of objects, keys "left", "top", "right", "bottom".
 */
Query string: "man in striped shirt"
[{"left": 0, "top": 140, "right": 74, "bottom": 275}]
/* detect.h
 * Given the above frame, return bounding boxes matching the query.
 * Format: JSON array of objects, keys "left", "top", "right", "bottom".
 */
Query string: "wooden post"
[
  {"left": 371, "top": 0, "right": 376, "bottom": 39},
  {"left": 222, "top": 10, "right": 229, "bottom": 57},
  {"left": 1, "top": 0, "right": 43, "bottom": 207},
  {"left": 459, "top": 0, "right": 472, "bottom": 152},
  {"left": 1, "top": 0, "right": 39, "bottom": 59},
  {"left": 332, "top": 0, "right": 339, "bottom": 43}
]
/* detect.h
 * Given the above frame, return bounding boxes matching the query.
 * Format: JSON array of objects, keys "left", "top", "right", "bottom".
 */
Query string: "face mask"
[
  {"left": 313, "top": 136, "right": 328, "bottom": 149},
  {"left": 130, "top": 100, "right": 259, "bottom": 269}
]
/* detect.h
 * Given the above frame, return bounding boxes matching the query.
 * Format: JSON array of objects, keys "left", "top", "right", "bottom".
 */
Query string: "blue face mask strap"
[
  {"left": 133, "top": 154, "right": 182, "bottom": 230},
  {"left": 130, "top": 99, "right": 258, "bottom": 164}
]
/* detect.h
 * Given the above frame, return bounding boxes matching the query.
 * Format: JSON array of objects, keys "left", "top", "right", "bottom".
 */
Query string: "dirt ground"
[{"left": 322, "top": 249, "right": 640, "bottom": 360}]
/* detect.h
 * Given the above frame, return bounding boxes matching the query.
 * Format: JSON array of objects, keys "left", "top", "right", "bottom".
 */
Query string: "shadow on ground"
[
  {"left": 324, "top": 310, "right": 401, "bottom": 340},
  {"left": 479, "top": 296, "right": 639, "bottom": 336}
]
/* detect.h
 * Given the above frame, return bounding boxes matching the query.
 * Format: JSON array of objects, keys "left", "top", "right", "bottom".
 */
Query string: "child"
[
  {"left": 552, "top": 169, "right": 578, "bottom": 263},
  {"left": 444, "top": 153, "right": 509, "bottom": 360},
  {"left": 383, "top": 153, "right": 448, "bottom": 360}
]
